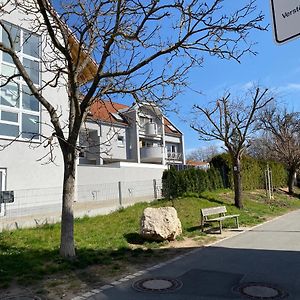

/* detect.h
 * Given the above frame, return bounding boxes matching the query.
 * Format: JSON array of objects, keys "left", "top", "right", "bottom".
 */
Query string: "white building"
[
  {"left": 0, "top": 3, "right": 185, "bottom": 224},
  {"left": 79, "top": 100, "right": 185, "bottom": 167},
  {"left": 76, "top": 100, "right": 185, "bottom": 187}
]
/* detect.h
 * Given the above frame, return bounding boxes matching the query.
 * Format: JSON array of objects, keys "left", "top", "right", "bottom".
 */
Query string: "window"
[
  {"left": 0, "top": 21, "right": 41, "bottom": 140},
  {"left": 22, "top": 113, "right": 39, "bottom": 139},
  {"left": 22, "top": 86, "right": 39, "bottom": 111},
  {"left": 23, "top": 30, "right": 40, "bottom": 58},
  {"left": 110, "top": 112, "right": 124, "bottom": 122},
  {"left": 117, "top": 134, "right": 125, "bottom": 147}
]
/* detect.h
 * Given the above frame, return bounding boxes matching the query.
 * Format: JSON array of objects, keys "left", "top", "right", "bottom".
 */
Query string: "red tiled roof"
[
  {"left": 89, "top": 100, "right": 129, "bottom": 125},
  {"left": 164, "top": 118, "right": 181, "bottom": 136},
  {"left": 186, "top": 160, "right": 209, "bottom": 166},
  {"left": 89, "top": 100, "right": 182, "bottom": 136}
]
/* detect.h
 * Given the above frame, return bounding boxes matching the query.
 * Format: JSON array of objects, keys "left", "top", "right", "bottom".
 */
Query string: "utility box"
[{"left": 0, "top": 191, "right": 14, "bottom": 203}]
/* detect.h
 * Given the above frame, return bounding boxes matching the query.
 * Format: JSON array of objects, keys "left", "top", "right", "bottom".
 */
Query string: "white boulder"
[{"left": 140, "top": 207, "right": 182, "bottom": 241}]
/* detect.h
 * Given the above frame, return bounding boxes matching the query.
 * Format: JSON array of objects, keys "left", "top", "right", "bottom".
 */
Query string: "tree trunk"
[
  {"left": 287, "top": 168, "right": 296, "bottom": 195},
  {"left": 232, "top": 156, "right": 243, "bottom": 209},
  {"left": 59, "top": 148, "right": 76, "bottom": 258}
]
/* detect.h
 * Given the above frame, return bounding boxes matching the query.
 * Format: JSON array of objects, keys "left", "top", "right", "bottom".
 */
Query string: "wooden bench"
[{"left": 200, "top": 206, "right": 239, "bottom": 234}]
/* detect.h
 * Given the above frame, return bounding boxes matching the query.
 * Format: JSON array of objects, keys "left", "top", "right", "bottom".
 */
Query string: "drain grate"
[
  {"left": 132, "top": 277, "right": 183, "bottom": 293},
  {"left": 236, "top": 282, "right": 288, "bottom": 299}
]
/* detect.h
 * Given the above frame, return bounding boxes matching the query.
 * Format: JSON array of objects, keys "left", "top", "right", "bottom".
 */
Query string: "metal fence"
[{"left": 0, "top": 178, "right": 162, "bottom": 232}]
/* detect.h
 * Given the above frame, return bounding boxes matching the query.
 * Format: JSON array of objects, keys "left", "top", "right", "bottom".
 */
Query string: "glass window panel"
[
  {"left": 24, "top": 58, "right": 39, "bottom": 85},
  {"left": 23, "top": 31, "right": 40, "bottom": 58},
  {"left": 3, "top": 53, "right": 13, "bottom": 64},
  {"left": 22, "top": 113, "right": 39, "bottom": 139},
  {"left": 1, "top": 63, "right": 18, "bottom": 78},
  {"left": 1, "top": 23, "right": 20, "bottom": 51},
  {"left": 0, "top": 81, "right": 19, "bottom": 108},
  {"left": 22, "top": 85, "right": 39, "bottom": 111},
  {"left": 0, "top": 123, "right": 19, "bottom": 137},
  {"left": 1, "top": 111, "right": 18, "bottom": 122}
]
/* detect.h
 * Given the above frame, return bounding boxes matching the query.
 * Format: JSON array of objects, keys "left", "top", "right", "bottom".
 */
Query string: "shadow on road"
[{"left": 97, "top": 244, "right": 300, "bottom": 299}]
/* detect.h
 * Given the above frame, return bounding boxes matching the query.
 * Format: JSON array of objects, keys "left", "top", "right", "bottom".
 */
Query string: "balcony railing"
[
  {"left": 166, "top": 152, "right": 182, "bottom": 161},
  {"left": 140, "top": 147, "right": 183, "bottom": 163},
  {"left": 140, "top": 146, "right": 163, "bottom": 162},
  {"left": 144, "top": 122, "right": 157, "bottom": 136},
  {"left": 140, "top": 122, "right": 162, "bottom": 136}
]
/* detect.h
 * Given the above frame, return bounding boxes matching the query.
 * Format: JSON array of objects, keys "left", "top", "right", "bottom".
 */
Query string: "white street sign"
[{"left": 270, "top": 0, "right": 300, "bottom": 44}]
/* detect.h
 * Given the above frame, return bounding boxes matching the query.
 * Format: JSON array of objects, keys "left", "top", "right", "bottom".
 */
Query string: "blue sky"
[
  {"left": 166, "top": 1, "right": 300, "bottom": 154},
  {"left": 54, "top": 1, "right": 300, "bottom": 154}
]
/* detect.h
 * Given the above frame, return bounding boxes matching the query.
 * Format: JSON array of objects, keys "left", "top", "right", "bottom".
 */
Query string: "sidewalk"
[{"left": 78, "top": 209, "right": 300, "bottom": 300}]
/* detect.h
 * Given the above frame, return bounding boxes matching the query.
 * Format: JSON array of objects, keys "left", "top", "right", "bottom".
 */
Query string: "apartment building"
[{"left": 79, "top": 100, "right": 185, "bottom": 167}]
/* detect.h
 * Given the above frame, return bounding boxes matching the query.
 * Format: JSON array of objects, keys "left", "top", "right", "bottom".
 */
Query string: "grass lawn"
[{"left": 0, "top": 188, "right": 300, "bottom": 297}]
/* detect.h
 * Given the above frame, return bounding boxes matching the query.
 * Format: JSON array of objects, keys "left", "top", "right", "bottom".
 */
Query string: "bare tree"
[
  {"left": 0, "top": 0, "right": 267, "bottom": 258},
  {"left": 259, "top": 108, "right": 300, "bottom": 194},
  {"left": 191, "top": 88, "right": 273, "bottom": 208},
  {"left": 186, "top": 145, "right": 221, "bottom": 162},
  {"left": 246, "top": 134, "right": 271, "bottom": 160}
]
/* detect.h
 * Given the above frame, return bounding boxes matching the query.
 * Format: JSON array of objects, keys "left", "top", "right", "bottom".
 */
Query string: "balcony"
[
  {"left": 140, "top": 146, "right": 164, "bottom": 163},
  {"left": 166, "top": 152, "right": 182, "bottom": 162},
  {"left": 143, "top": 123, "right": 158, "bottom": 136}
]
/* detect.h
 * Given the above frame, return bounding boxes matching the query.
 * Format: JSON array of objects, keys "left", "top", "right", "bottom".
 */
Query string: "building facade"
[{"left": 79, "top": 101, "right": 185, "bottom": 167}]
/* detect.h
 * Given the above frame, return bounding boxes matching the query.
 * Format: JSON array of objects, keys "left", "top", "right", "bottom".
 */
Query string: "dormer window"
[{"left": 110, "top": 112, "right": 124, "bottom": 122}]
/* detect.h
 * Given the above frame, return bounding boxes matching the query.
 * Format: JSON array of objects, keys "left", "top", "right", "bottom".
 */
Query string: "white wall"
[
  {"left": 100, "top": 124, "right": 128, "bottom": 161},
  {"left": 0, "top": 143, "right": 63, "bottom": 190},
  {"left": 165, "top": 135, "right": 181, "bottom": 143},
  {"left": 78, "top": 162, "right": 166, "bottom": 185}
]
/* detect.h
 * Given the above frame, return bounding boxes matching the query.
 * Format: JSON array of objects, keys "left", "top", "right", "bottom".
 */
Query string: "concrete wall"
[{"left": 77, "top": 162, "right": 166, "bottom": 185}]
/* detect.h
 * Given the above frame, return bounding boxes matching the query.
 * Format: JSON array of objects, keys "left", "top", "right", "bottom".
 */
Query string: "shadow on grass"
[
  {"left": 124, "top": 232, "right": 166, "bottom": 246},
  {"left": 186, "top": 225, "right": 224, "bottom": 235},
  {"left": 124, "top": 232, "right": 145, "bottom": 245},
  {"left": 0, "top": 239, "right": 188, "bottom": 291},
  {"left": 198, "top": 194, "right": 230, "bottom": 206},
  {"left": 277, "top": 188, "right": 300, "bottom": 199},
  {"left": 186, "top": 225, "right": 201, "bottom": 233}
]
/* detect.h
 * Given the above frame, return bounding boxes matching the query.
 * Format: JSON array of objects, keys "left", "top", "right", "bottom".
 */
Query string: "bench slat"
[
  {"left": 201, "top": 206, "right": 227, "bottom": 216},
  {"left": 200, "top": 205, "right": 239, "bottom": 234},
  {"left": 205, "top": 215, "right": 239, "bottom": 222}
]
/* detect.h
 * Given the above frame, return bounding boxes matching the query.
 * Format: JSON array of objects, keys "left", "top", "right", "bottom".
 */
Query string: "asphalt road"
[{"left": 83, "top": 209, "right": 300, "bottom": 300}]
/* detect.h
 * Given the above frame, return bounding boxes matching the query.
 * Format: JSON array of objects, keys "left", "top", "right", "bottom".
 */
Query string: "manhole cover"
[
  {"left": 132, "top": 277, "right": 183, "bottom": 293},
  {"left": 236, "top": 282, "right": 288, "bottom": 299}
]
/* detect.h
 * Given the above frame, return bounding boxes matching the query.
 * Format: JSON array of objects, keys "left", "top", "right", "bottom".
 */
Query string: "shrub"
[
  {"left": 162, "top": 154, "right": 287, "bottom": 199},
  {"left": 210, "top": 154, "right": 288, "bottom": 190},
  {"left": 162, "top": 167, "right": 224, "bottom": 198}
]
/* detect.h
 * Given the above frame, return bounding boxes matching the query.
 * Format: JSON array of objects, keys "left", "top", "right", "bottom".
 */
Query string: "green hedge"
[
  {"left": 210, "top": 153, "right": 288, "bottom": 190},
  {"left": 162, "top": 166, "right": 224, "bottom": 198},
  {"left": 162, "top": 154, "right": 288, "bottom": 199}
]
